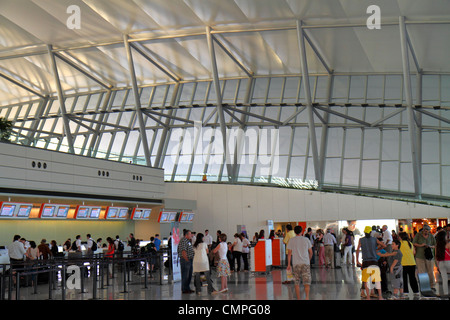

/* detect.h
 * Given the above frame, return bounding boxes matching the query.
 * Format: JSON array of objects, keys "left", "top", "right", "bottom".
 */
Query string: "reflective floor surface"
[{"left": 5, "top": 264, "right": 449, "bottom": 301}]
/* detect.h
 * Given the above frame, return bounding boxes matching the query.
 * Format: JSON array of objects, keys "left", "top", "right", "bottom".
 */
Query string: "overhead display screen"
[
  {"left": 0, "top": 202, "right": 33, "bottom": 219},
  {"left": 75, "top": 205, "right": 102, "bottom": 219},
  {"left": 105, "top": 207, "right": 128, "bottom": 220},
  {"left": 39, "top": 204, "right": 71, "bottom": 219},
  {"left": 131, "top": 208, "right": 152, "bottom": 220},
  {"left": 158, "top": 211, "right": 179, "bottom": 223},
  {"left": 179, "top": 212, "right": 194, "bottom": 223}
]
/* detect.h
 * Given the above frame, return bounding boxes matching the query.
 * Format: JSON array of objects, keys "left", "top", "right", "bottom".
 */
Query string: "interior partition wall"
[{"left": 2, "top": 73, "right": 449, "bottom": 201}]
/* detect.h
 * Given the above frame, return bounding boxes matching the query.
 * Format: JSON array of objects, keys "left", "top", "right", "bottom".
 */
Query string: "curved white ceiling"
[{"left": 0, "top": 0, "right": 449, "bottom": 105}]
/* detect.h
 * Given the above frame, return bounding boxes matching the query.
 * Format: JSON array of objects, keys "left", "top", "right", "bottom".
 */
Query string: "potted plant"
[{"left": 0, "top": 117, "right": 13, "bottom": 142}]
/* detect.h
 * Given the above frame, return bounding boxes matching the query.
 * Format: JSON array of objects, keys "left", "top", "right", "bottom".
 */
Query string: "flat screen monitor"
[
  {"left": 0, "top": 204, "right": 16, "bottom": 217},
  {"left": 41, "top": 205, "right": 56, "bottom": 218},
  {"left": 187, "top": 213, "right": 195, "bottom": 222},
  {"left": 107, "top": 207, "right": 118, "bottom": 219},
  {"left": 56, "top": 206, "right": 69, "bottom": 218},
  {"left": 158, "top": 212, "right": 168, "bottom": 223},
  {"left": 77, "top": 207, "right": 89, "bottom": 219},
  {"left": 89, "top": 207, "right": 101, "bottom": 219},
  {"left": 118, "top": 208, "right": 128, "bottom": 219},
  {"left": 142, "top": 209, "right": 151, "bottom": 219},
  {"left": 134, "top": 209, "right": 142, "bottom": 219},
  {"left": 168, "top": 212, "right": 178, "bottom": 222},
  {"left": 17, "top": 205, "right": 32, "bottom": 217},
  {"left": 179, "top": 213, "right": 188, "bottom": 222}
]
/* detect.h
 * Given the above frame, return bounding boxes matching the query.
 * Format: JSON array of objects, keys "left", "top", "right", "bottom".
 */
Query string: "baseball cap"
[{"left": 364, "top": 226, "right": 372, "bottom": 234}]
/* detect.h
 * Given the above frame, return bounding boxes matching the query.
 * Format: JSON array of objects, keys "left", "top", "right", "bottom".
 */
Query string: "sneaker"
[{"left": 218, "top": 288, "right": 228, "bottom": 293}]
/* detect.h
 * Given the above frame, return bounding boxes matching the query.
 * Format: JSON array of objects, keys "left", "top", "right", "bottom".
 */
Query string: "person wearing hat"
[
  {"left": 356, "top": 226, "right": 386, "bottom": 300},
  {"left": 413, "top": 224, "right": 437, "bottom": 291}
]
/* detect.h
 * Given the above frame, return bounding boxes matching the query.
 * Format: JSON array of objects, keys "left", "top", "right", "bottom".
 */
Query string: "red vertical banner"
[{"left": 298, "top": 222, "right": 307, "bottom": 234}]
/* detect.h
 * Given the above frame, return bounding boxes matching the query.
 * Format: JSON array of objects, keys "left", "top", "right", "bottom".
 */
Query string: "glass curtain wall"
[{"left": 2, "top": 74, "right": 450, "bottom": 199}]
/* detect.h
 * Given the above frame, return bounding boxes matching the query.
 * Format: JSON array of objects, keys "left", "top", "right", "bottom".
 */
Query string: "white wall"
[{"left": 165, "top": 182, "right": 450, "bottom": 237}]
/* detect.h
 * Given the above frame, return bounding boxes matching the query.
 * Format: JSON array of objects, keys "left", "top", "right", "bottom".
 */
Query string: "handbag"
[{"left": 424, "top": 246, "right": 433, "bottom": 260}]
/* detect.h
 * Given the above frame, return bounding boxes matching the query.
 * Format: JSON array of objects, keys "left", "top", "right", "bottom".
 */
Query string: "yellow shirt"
[
  {"left": 400, "top": 240, "right": 416, "bottom": 266},
  {"left": 283, "top": 230, "right": 296, "bottom": 245}
]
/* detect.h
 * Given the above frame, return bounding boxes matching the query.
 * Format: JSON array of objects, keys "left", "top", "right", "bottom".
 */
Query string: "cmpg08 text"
[{"left": 222, "top": 304, "right": 270, "bottom": 315}]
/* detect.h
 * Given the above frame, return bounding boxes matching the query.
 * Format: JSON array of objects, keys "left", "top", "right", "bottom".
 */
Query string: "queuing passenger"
[
  {"left": 232, "top": 233, "right": 243, "bottom": 272},
  {"left": 38, "top": 239, "right": 52, "bottom": 259},
  {"left": 127, "top": 233, "right": 136, "bottom": 249},
  {"left": 435, "top": 231, "right": 450, "bottom": 297},
  {"left": 382, "top": 225, "right": 393, "bottom": 253},
  {"left": 212, "top": 233, "right": 231, "bottom": 293},
  {"left": 204, "top": 230, "right": 213, "bottom": 251},
  {"left": 413, "top": 224, "right": 437, "bottom": 291},
  {"left": 63, "top": 238, "right": 71, "bottom": 252},
  {"left": 25, "top": 241, "right": 40, "bottom": 286},
  {"left": 342, "top": 228, "right": 353, "bottom": 265},
  {"left": 252, "top": 232, "right": 259, "bottom": 243},
  {"left": 399, "top": 232, "right": 420, "bottom": 298},
  {"left": 193, "top": 233, "right": 217, "bottom": 295},
  {"left": 96, "top": 238, "right": 103, "bottom": 250},
  {"left": 50, "top": 240, "right": 62, "bottom": 257},
  {"left": 86, "top": 234, "right": 94, "bottom": 254},
  {"left": 356, "top": 226, "right": 383, "bottom": 300},
  {"left": 105, "top": 237, "right": 115, "bottom": 277},
  {"left": 239, "top": 233, "right": 250, "bottom": 272},
  {"left": 286, "top": 225, "right": 313, "bottom": 300},
  {"left": 324, "top": 228, "right": 337, "bottom": 269},
  {"left": 268, "top": 230, "right": 275, "bottom": 240},
  {"left": 178, "top": 230, "right": 194, "bottom": 294},
  {"left": 316, "top": 229, "right": 325, "bottom": 267},
  {"left": 304, "top": 228, "right": 315, "bottom": 266},
  {"left": 283, "top": 225, "right": 296, "bottom": 284},
  {"left": 74, "top": 235, "right": 82, "bottom": 252},
  {"left": 154, "top": 234, "right": 161, "bottom": 251},
  {"left": 258, "top": 229, "right": 265, "bottom": 240},
  {"left": 7, "top": 235, "right": 26, "bottom": 285},
  {"left": 389, "top": 240, "right": 404, "bottom": 299}
]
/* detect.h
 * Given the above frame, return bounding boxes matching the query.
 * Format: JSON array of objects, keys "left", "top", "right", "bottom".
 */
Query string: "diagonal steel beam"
[
  {"left": 400, "top": 16, "right": 422, "bottom": 199},
  {"left": 0, "top": 71, "right": 46, "bottom": 99},
  {"left": 47, "top": 44, "right": 75, "bottom": 154},
  {"left": 206, "top": 26, "right": 233, "bottom": 181},
  {"left": 124, "top": 34, "right": 152, "bottom": 167}
]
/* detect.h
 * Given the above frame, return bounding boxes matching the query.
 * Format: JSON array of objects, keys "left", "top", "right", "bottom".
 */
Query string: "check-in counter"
[
  {"left": 271, "top": 238, "right": 285, "bottom": 267},
  {"left": 250, "top": 239, "right": 272, "bottom": 273}
]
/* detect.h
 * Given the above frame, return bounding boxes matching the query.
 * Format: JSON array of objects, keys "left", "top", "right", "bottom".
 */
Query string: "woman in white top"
[
  {"left": 25, "top": 241, "right": 40, "bottom": 286},
  {"left": 212, "top": 233, "right": 231, "bottom": 293},
  {"left": 239, "top": 233, "right": 250, "bottom": 271},
  {"left": 193, "top": 233, "right": 217, "bottom": 295},
  {"left": 232, "top": 233, "right": 243, "bottom": 272}
]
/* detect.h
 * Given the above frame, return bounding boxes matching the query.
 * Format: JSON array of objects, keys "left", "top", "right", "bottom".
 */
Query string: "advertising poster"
[{"left": 171, "top": 221, "right": 181, "bottom": 282}]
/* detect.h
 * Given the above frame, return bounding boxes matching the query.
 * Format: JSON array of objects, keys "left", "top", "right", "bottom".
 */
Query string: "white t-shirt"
[
  {"left": 233, "top": 237, "right": 243, "bottom": 252},
  {"left": 204, "top": 234, "right": 213, "bottom": 246},
  {"left": 218, "top": 242, "right": 228, "bottom": 260},
  {"left": 241, "top": 238, "right": 250, "bottom": 254},
  {"left": 193, "top": 243, "right": 210, "bottom": 272},
  {"left": 287, "top": 235, "right": 312, "bottom": 266}
]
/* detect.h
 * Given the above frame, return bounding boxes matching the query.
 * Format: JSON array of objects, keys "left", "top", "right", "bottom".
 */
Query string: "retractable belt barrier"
[{"left": 0, "top": 250, "right": 169, "bottom": 300}]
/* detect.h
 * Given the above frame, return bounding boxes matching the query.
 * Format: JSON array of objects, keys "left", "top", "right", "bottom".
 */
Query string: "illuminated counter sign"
[
  {"left": 74, "top": 205, "right": 102, "bottom": 219},
  {"left": 0, "top": 202, "right": 33, "bottom": 219},
  {"left": 158, "top": 211, "right": 179, "bottom": 223},
  {"left": 39, "top": 204, "right": 70, "bottom": 219},
  {"left": 179, "top": 212, "right": 195, "bottom": 223},
  {"left": 105, "top": 206, "right": 129, "bottom": 220},
  {"left": 131, "top": 208, "right": 152, "bottom": 220}
]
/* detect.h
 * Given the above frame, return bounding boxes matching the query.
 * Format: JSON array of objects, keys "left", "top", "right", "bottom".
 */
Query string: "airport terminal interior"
[{"left": 0, "top": 0, "right": 449, "bottom": 304}]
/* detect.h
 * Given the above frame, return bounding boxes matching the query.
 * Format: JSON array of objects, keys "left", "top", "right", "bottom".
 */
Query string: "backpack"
[
  {"left": 117, "top": 240, "right": 124, "bottom": 252},
  {"left": 71, "top": 241, "right": 78, "bottom": 251},
  {"left": 91, "top": 241, "right": 97, "bottom": 252}
]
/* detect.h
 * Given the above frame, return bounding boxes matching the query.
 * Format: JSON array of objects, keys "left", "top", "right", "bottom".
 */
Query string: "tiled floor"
[{"left": 4, "top": 264, "right": 449, "bottom": 301}]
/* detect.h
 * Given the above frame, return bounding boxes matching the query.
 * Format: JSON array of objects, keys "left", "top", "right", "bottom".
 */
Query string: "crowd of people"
[{"left": 4, "top": 223, "right": 450, "bottom": 300}]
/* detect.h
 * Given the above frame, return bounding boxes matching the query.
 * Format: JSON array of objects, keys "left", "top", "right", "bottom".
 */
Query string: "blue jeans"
[{"left": 180, "top": 258, "right": 193, "bottom": 292}]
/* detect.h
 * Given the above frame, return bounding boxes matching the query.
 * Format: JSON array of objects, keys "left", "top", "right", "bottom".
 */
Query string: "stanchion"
[
  {"left": 144, "top": 256, "right": 148, "bottom": 289},
  {"left": 61, "top": 264, "right": 66, "bottom": 301},
  {"left": 92, "top": 259, "right": 98, "bottom": 300},
  {"left": 121, "top": 259, "right": 128, "bottom": 293},
  {"left": 16, "top": 270, "right": 20, "bottom": 301}
]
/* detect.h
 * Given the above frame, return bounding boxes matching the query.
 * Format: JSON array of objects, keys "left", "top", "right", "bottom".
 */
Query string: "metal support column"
[
  {"left": 296, "top": 21, "right": 322, "bottom": 183},
  {"left": 399, "top": 16, "right": 422, "bottom": 199},
  {"left": 124, "top": 34, "right": 152, "bottom": 167},
  {"left": 206, "top": 26, "right": 233, "bottom": 182},
  {"left": 47, "top": 45, "right": 75, "bottom": 154}
]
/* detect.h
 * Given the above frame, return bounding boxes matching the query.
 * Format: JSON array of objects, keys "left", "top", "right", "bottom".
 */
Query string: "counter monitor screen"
[
  {"left": 17, "top": 205, "right": 32, "bottom": 217},
  {"left": 42, "top": 205, "right": 56, "bottom": 218},
  {"left": 107, "top": 208, "right": 118, "bottom": 219},
  {"left": 143, "top": 209, "right": 151, "bottom": 219},
  {"left": 90, "top": 208, "right": 101, "bottom": 219},
  {"left": 0, "top": 204, "right": 16, "bottom": 217},
  {"left": 118, "top": 208, "right": 128, "bottom": 219},
  {"left": 56, "top": 206, "right": 69, "bottom": 218},
  {"left": 77, "top": 207, "right": 89, "bottom": 218}
]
